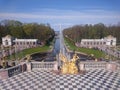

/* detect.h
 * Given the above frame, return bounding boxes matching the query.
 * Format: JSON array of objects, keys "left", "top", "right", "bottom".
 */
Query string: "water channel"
[
  {"left": 31, "top": 35, "right": 60, "bottom": 62},
  {"left": 31, "top": 33, "right": 88, "bottom": 62}
]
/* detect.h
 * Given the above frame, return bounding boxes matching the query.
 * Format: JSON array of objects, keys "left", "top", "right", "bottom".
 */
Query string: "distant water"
[
  {"left": 32, "top": 35, "right": 88, "bottom": 62},
  {"left": 53, "top": 38, "right": 60, "bottom": 56},
  {"left": 31, "top": 38, "right": 60, "bottom": 62}
]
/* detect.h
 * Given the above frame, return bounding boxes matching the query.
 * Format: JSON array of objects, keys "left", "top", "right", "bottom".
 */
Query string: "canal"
[
  {"left": 31, "top": 35, "right": 60, "bottom": 62},
  {"left": 31, "top": 33, "right": 88, "bottom": 62}
]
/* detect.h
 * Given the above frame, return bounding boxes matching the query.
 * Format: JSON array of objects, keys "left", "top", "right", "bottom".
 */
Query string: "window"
[
  {"left": 5, "top": 40, "right": 8, "bottom": 45},
  {"left": 33, "top": 42, "right": 36, "bottom": 45},
  {"left": 87, "top": 42, "right": 89, "bottom": 45},
  {"left": 111, "top": 40, "right": 113, "bottom": 45},
  {"left": 20, "top": 42, "right": 22, "bottom": 45},
  {"left": 103, "top": 42, "right": 106, "bottom": 45},
  {"left": 27, "top": 42, "right": 29, "bottom": 45}
]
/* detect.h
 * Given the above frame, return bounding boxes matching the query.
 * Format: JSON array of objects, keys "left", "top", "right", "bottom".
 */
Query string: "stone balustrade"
[
  {"left": 0, "top": 62, "right": 27, "bottom": 79},
  {"left": 7, "top": 65, "right": 22, "bottom": 77},
  {"left": 31, "top": 62, "right": 56, "bottom": 70},
  {"left": 79, "top": 61, "right": 107, "bottom": 71},
  {"left": 0, "top": 60, "right": 119, "bottom": 80},
  {"left": 0, "top": 61, "right": 57, "bottom": 80},
  {"left": 79, "top": 61, "right": 120, "bottom": 71}
]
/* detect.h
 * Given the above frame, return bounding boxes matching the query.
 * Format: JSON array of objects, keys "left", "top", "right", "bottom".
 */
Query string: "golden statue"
[
  {"left": 26, "top": 54, "right": 31, "bottom": 62},
  {"left": 69, "top": 53, "right": 79, "bottom": 74},
  {"left": 59, "top": 53, "right": 69, "bottom": 74},
  {"left": 59, "top": 53, "right": 79, "bottom": 74},
  {"left": 1, "top": 56, "right": 7, "bottom": 69}
]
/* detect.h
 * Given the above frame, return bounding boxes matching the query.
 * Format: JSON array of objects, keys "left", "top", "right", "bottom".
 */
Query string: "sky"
[{"left": 0, "top": 0, "right": 120, "bottom": 30}]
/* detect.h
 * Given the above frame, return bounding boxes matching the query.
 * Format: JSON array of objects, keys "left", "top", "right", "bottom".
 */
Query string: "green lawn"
[
  {"left": 64, "top": 37, "right": 105, "bottom": 58},
  {"left": 8, "top": 45, "right": 50, "bottom": 60}
]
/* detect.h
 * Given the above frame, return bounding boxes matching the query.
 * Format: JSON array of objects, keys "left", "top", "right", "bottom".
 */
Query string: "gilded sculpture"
[
  {"left": 59, "top": 53, "right": 79, "bottom": 74},
  {"left": 1, "top": 56, "right": 7, "bottom": 69},
  {"left": 26, "top": 54, "right": 31, "bottom": 62}
]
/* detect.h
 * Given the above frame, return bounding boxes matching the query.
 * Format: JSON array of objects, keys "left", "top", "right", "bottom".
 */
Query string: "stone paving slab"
[{"left": 0, "top": 69, "right": 120, "bottom": 90}]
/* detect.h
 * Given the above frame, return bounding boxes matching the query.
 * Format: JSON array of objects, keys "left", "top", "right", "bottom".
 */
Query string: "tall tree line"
[
  {"left": 63, "top": 23, "right": 120, "bottom": 44},
  {"left": 0, "top": 20, "right": 55, "bottom": 44}
]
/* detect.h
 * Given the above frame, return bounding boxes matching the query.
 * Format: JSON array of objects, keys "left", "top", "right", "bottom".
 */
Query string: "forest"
[
  {"left": 0, "top": 20, "right": 55, "bottom": 45},
  {"left": 63, "top": 23, "right": 120, "bottom": 44}
]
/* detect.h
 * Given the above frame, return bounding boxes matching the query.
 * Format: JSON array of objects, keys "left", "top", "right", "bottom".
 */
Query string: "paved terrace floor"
[{"left": 0, "top": 69, "right": 120, "bottom": 90}]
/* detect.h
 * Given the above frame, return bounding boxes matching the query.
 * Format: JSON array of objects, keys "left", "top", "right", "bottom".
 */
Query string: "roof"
[
  {"left": 105, "top": 35, "right": 115, "bottom": 39},
  {"left": 81, "top": 39, "right": 104, "bottom": 42},
  {"left": 14, "top": 39, "right": 38, "bottom": 42},
  {"left": 81, "top": 35, "right": 116, "bottom": 42},
  {"left": 4, "top": 35, "right": 12, "bottom": 38}
]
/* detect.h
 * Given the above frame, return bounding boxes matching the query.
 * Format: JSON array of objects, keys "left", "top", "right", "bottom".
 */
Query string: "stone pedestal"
[
  {"left": 0, "top": 69, "right": 9, "bottom": 79},
  {"left": 26, "top": 62, "right": 31, "bottom": 72},
  {"left": 106, "top": 63, "right": 117, "bottom": 71},
  {"left": 79, "top": 63, "right": 85, "bottom": 71},
  {"left": 53, "top": 62, "right": 58, "bottom": 71},
  {"left": 20, "top": 63, "right": 27, "bottom": 72}
]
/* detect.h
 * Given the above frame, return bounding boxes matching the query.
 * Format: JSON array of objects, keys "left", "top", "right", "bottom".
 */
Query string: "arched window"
[
  {"left": 111, "top": 40, "right": 113, "bottom": 45},
  {"left": 33, "top": 42, "right": 36, "bottom": 45},
  {"left": 5, "top": 40, "right": 8, "bottom": 45},
  {"left": 103, "top": 42, "right": 106, "bottom": 45}
]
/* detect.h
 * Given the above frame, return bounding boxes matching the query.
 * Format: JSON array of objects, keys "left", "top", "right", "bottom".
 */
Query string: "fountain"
[
  {"left": 59, "top": 52, "right": 79, "bottom": 74},
  {"left": 58, "top": 25, "right": 80, "bottom": 74}
]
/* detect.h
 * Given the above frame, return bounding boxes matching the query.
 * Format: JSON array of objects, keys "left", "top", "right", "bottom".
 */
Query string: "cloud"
[
  {"left": 0, "top": 9, "right": 120, "bottom": 31},
  {"left": 0, "top": 9, "right": 120, "bottom": 19},
  {"left": 0, "top": 9, "right": 120, "bottom": 28}
]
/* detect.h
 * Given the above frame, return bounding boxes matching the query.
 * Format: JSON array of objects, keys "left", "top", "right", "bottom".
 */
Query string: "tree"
[
  {"left": 0, "top": 20, "right": 55, "bottom": 45},
  {"left": 10, "top": 26, "right": 25, "bottom": 38},
  {"left": 63, "top": 23, "right": 120, "bottom": 43}
]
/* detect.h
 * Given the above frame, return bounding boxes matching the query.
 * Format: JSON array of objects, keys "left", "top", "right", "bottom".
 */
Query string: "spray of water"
[{"left": 59, "top": 24, "right": 70, "bottom": 60}]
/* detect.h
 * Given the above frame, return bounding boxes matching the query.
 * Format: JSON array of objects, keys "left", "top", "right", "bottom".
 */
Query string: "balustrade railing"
[
  {"left": 80, "top": 61, "right": 107, "bottom": 70},
  {"left": 7, "top": 65, "right": 22, "bottom": 77},
  {"left": 0, "top": 60, "right": 120, "bottom": 80},
  {"left": 6, "top": 63, "right": 27, "bottom": 77},
  {"left": 31, "top": 62, "right": 55, "bottom": 70}
]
